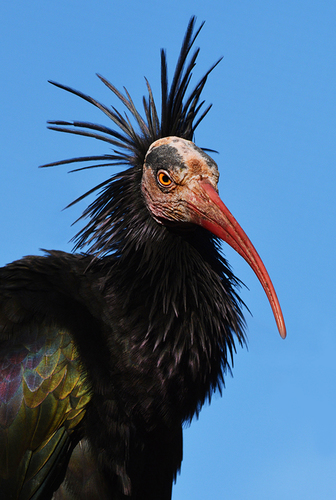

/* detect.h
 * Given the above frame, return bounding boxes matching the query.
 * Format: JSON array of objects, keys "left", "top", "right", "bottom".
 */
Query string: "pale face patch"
[{"left": 141, "top": 136, "right": 220, "bottom": 225}]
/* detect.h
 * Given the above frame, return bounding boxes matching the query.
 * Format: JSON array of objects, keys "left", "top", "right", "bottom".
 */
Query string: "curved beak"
[{"left": 190, "top": 179, "right": 286, "bottom": 339}]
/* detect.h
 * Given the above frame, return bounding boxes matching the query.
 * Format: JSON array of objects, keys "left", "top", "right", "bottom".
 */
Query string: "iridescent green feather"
[{"left": 0, "top": 322, "right": 91, "bottom": 499}]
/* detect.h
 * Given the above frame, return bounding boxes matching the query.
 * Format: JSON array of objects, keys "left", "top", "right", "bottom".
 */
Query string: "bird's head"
[
  {"left": 142, "top": 136, "right": 286, "bottom": 339},
  {"left": 142, "top": 137, "right": 219, "bottom": 226}
]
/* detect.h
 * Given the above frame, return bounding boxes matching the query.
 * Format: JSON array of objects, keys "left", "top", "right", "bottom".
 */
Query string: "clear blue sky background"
[{"left": 1, "top": 2, "right": 335, "bottom": 499}]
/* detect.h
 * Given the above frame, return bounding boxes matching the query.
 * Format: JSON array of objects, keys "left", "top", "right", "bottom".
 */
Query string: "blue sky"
[{"left": 1, "top": 1, "right": 336, "bottom": 499}]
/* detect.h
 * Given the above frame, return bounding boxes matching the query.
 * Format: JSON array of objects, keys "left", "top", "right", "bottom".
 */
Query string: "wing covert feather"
[{"left": 0, "top": 307, "right": 92, "bottom": 499}]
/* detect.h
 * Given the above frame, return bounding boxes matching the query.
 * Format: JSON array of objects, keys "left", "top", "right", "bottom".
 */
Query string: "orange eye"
[{"left": 157, "top": 170, "right": 172, "bottom": 187}]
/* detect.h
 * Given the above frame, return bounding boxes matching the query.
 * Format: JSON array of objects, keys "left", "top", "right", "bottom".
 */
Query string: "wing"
[
  {"left": 0, "top": 251, "right": 183, "bottom": 499},
  {"left": 0, "top": 253, "right": 94, "bottom": 499}
]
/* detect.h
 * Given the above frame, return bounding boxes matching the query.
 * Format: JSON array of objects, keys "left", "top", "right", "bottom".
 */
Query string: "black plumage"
[{"left": 0, "top": 17, "right": 285, "bottom": 499}]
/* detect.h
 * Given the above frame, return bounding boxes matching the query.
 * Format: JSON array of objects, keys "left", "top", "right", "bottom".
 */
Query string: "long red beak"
[{"left": 192, "top": 180, "right": 286, "bottom": 339}]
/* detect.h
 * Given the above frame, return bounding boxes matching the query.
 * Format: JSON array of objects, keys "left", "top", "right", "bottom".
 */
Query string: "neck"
[{"left": 108, "top": 219, "right": 246, "bottom": 423}]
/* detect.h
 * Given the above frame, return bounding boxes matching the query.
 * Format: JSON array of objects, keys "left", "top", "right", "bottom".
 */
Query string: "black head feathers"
[{"left": 41, "top": 17, "right": 221, "bottom": 256}]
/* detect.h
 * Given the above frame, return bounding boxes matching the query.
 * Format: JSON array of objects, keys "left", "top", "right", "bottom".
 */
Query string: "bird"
[{"left": 0, "top": 17, "right": 286, "bottom": 500}]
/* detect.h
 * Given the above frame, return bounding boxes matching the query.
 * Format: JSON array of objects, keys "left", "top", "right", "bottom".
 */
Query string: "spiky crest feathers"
[{"left": 41, "top": 16, "right": 221, "bottom": 257}]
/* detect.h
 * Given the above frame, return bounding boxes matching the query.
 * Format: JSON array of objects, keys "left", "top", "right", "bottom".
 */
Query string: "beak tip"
[{"left": 278, "top": 320, "right": 287, "bottom": 339}]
